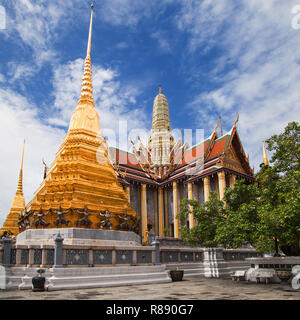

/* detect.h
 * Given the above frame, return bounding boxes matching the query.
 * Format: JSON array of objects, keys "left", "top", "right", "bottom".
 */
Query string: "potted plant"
[
  {"left": 169, "top": 267, "right": 184, "bottom": 281},
  {"left": 32, "top": 269, "right": 46, "bottom": 292}
]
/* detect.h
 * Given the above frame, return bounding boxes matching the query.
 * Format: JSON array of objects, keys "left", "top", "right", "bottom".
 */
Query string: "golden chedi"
[
  {"left": 3, "top": 4, "right": 136, "bottom": 236},
  {"left": 0, "top": 141, "right": 26, "bottom": 236}
]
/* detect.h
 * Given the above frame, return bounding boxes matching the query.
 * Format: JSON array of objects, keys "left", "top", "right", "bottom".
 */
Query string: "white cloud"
[
  {"left": 0, "top": 88, "right": 65, "bottom": 226},
  {"left": 151, "top": 31, "right": 172, "bottom": 53},
  {"left": 99, "top": 0, "right": 163, "bottom": 26},
  {"left": 176, "top": 0, "right": 300, "bottom": 171},
  {"left": 7, "top": 0, "right": 85, "bottom": 66},
  {"left": 50, "top": 58, "right": 148, "bottom": 140},
  {"left": 7, "top": 62, "right": 34, "bottom": 82}
]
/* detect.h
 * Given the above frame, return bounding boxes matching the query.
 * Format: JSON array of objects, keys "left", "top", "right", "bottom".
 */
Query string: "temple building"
[
  {"left": 0, "top": 4, "right": 256, "bottom": 245},
  {"left": 109, "top": 88, "right": 255, "bottom": 244}
]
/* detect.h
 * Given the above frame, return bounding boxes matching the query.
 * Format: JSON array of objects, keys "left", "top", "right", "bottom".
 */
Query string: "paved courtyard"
[{"left": 0, "top": 277, "right": 299, "bottom": 300}]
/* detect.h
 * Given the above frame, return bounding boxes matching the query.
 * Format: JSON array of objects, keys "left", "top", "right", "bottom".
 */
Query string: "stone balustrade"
[
  {"left": 0, "top": 238, "right": 262, "bottom": 268},
  {"left": 223, "top": 248, "right": 263, "bottom": 261}
]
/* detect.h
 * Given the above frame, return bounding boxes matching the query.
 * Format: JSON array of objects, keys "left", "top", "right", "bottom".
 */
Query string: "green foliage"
[
  {"left": 215, "top": 180, "right": 260, "bottom": 249},
  {"left": 256, "top": 122, "right": 300, "bottom": 254},
  {"left": 266, "top": 121, "right": 300, "bottom": 173},
  {"left": 177, "top": 192, "right": 224, "bottom": 247},
  {"left": 177, "top": 122, "right": 300, "bottom": 255}
]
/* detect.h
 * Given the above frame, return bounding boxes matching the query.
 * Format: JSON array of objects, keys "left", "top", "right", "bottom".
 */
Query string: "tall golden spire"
[
  {"left": 262, "top": 140, "right": 269, "bottom": 166},
  {"left": 78, "top": 2, "right": 94, "bottom": 107},
  {"left": 0, "top": 140, "right": 26, "bottom": 235},
  {"left": 16, "top": 139, "right": 25, "bottom": 195},
  {"left": 69, "top": 2, "right": 100, "bottom": 134}
]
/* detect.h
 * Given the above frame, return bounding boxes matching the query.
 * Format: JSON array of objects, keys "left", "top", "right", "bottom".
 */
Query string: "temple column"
[
  {"left": 229, "top": 174, "right": 236, "bottom": 189},
  {"left": 141, "top": 184, "right": 148, "bottom": 244},
  {"left": 203, "top": 176, "right": 210, "bottom": 202},
  {"left": 173, "top": 181, "right": 179, "bottom": 238},
  {"left": 217, "top": 171, "right": 226, "bottom": 201},
  {"left": 154, "top": 189, "right": 158, "bottom": 236},
  {"left": 187, "top": 182, "right": 194, "bottom": 229},
  {"left": 125, "top": 186, "right": 130, "bottom": 202},
  {"left": 158, "top": 187, "right": 164, "bottom": 236}
]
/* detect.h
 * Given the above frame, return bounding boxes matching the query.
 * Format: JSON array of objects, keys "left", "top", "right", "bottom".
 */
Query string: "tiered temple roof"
[{"left": 110, "top": 119, "right": 255, "bottom": 187}]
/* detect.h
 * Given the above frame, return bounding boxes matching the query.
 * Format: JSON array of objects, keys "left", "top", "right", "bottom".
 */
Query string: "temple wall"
[
  {"left": 226, "top": 174, "right": 230, "bottom": 188},
  {"left": 167, "top": 187, "right": 173, "bottom": 226},
  {"left": 130, "top": 184, "right": 139, "bottom": 216},
  {"left": 196, "top": 179, "right": 204, "bottom": 204},
  {"left": 146, "top": 187, "right": 155, "bottom": 228}
]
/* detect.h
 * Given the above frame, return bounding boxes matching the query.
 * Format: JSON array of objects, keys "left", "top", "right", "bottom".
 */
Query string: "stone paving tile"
[{"left": 0, "top": 277, "right": 299, "bottom": 300}]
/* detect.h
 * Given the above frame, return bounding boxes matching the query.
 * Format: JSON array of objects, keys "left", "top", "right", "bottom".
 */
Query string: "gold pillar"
[
  {"left": 187, "top": 182, "right": 194, "bottom": 229},
  {"left": 141, "top": 184, "right": 148, "bottom": 244},
  {"left": 158, "top": 187, "right": 164, "bottom": 236},
  {"left": 217, "top": 171, "right": 226, "bottom": 200},
  {"left": 164, "top": 188, "right": 169, "bottom": 235},
  {"left": 125, "top": 186, "right": 130, "bottom": 202},
  {"left": 173, "top": 181, "right": 179, "bottom": 238},
  {"left": 203, "top": 176, "right": 210, "bottom": 202},
  {"left": 229, "top": 174, "right": 236, "bottom": 189},
  {"left": 154, "top": 188, "right": 158, "bottom": 236}
]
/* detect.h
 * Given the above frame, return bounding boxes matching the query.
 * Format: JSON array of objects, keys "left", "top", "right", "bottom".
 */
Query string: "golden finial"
[
  {"left": 215, "top": 118, "right": 219, "bottom": 133},
  {"left": 21, "top": 139, "right": 25, "bottom": 171},
  {"left": 219, "top": 115, "right": 223, "bottom": 136},
  {"left": 87, "top": 2, "right": 94, "bottom": 57},
  {"left": 158, "top": 84, "right": 162, "bottom": 94},
  {"left": 234, "top": 112, "right": 239, "bottom": 126},
  {"left": 17, "top": 139, "right": 25, "bottom": 195},
  {"left": 77, "top": 2, "right": 95, "bottom": 106},
  {"left": 262, "top": 140, "right": 269, "bottom": 166}
]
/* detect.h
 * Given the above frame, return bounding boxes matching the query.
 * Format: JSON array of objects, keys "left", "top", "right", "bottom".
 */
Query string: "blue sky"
[{"left": 0, "top": 0, "right": 300, "bottom": 224}]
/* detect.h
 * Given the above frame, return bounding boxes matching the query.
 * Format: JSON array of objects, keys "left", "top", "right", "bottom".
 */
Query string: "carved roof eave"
[
  {"left": 227, "top": 125, "right": 253, "bottom": 175},
  {"left": 184, "top": 166, "right": 255, "bottom": 184},
  {"left": 204, "top": 127, "right": 218, "bottom": 160},
  {"left": 117, "top": 163, "right": 255, "bottom": 187}
]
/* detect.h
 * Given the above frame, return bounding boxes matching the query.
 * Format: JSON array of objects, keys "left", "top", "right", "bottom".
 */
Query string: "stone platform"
[
  {"left": 5, "top": 265, "right": 171, "bottom": 291},
  {"left": 16, "top": 228, "right": 141, "bottom": 247}
]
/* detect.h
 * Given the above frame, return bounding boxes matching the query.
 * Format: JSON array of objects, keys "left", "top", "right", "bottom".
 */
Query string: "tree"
[
  {"left": 266, "top": 121, "right": 300, "bottom": 173},
  {"left": 215, "top": 179, "right": 260, "bottom": 249},
  {"left": 255, "top": 166, "right": 300, "bottom": 255},
  {"left": 257, "top": 121, "right": 300, "bottom": 255},
  {"left": 177, "top": 192, "right": 224, "bottom": 247},
  {"left": 177, "top": 122, "right": 300, "bottom": 255}
]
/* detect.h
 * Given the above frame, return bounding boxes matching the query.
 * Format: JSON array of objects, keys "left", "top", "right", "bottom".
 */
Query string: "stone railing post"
[
  {"left": 28, "top": 246, "right": 34, "bottom": 267},
  {"left": 16, "top": 247, "right": 22, "bottom": 266},
  {"left": 203, "top": 247, "right": 224, "bottom": 278},
  {"left": 151, "top": 239, "right": 161, "bottom": 265},
  {"left": 132, "top": 250, "right": 137, "bottom": 265},
  {"left": 2, "top": 238, "right": 12, "bottom": 267},
  {"left": 112, "top": 249, "right": 116, "bottom": 265},
  {"left": 53, "top": 232, "right": 64, "bottom": 268},
  {"left": 89, "top": 248, "right": 93, "bottom": 267},
  {"left": 41, "top": 246, "right": 47, "bottom": 267}
]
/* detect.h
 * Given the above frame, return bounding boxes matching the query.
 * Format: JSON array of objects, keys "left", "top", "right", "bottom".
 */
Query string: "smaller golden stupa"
[
  {"left": 1, "top": 3, "right": 136, "bottom": 236},
  {"left": 0, "top": 141, "right": 26, "bottom": 236}
]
